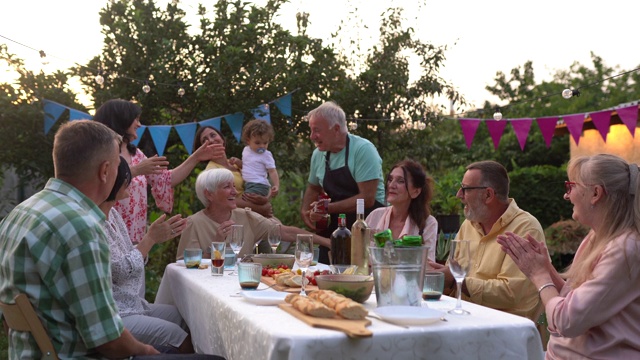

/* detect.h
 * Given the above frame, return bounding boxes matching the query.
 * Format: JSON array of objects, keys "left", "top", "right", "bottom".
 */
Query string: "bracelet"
[{"left": 537, "top": 282, "right": 556, "bottom": 296}]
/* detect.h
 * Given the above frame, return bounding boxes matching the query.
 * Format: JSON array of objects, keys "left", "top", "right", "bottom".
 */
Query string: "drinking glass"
[
  {"left": 268, "top": 224, "right": 282, "bottom": 254},
  {"left": 227, "top": 225, "right": 244, "bottom": 276},
  {"left": 295, "top": 234, "right": 314, "bottom": 296},
  {"left": 210, "top": 242, "right": 226, "bottom": 276},
  {"left": 448, "top": 239, "right": 471, "bottom": 315}
]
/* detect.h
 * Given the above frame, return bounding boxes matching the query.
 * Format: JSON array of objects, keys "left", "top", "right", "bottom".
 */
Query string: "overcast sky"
[{"left": 1, "top": 0, "right": 638, "bottom": 113}]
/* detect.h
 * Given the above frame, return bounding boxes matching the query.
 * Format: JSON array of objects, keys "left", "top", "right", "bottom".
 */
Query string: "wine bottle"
[
  {"left": 330, "top": 214, "right": 351, "bottom": 265},
  {"left": 350, "top": 199, "right": 370, "bottom": 275}
]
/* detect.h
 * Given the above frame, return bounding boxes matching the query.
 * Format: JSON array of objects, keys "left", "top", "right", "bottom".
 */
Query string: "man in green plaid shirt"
[{"left": 0, "top": 121, "right": 158, "bottom": 358}]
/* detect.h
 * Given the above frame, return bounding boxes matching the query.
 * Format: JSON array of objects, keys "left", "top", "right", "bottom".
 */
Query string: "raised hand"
[{"left": 132, "top": 155, "right": 169, "bottom": 177}]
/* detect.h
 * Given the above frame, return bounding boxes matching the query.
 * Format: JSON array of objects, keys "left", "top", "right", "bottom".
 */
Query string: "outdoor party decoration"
[
  {"left": 458, "top": 102, "right": 639, "bottom": 150},
  {"left": 42, "top": 91, "right": 294, "bottom": 156}
]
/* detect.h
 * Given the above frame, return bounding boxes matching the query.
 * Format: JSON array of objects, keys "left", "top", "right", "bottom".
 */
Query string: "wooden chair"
[{"left": 0, "top": 293, "right": 58, "bottom": 359}]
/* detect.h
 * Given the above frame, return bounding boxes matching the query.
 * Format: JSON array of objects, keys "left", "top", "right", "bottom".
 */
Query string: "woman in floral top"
[
  {"left": 94, "top": 99, "right": 223, "bottom": 244},
  {"left": 100, "top": 157, "right": 193, "bottom": 352}
]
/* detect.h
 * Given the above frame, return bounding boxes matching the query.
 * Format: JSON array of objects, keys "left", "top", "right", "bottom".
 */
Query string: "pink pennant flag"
[
  {"left": 536, "top": 117, "right": 558, "bottom": 148},
  {"left": 510, "top": 118, "right": 533, "bottom": 151},
  {"left": 616, "top": 105, "right": 638, "bottom": 137},
  {"left": 459, "top": 118, "right": 482, "bottom": 149},
  {"left": 563, "top": 113, "right": 586, "bottom": 145},
  {"left": 589, "top": 110, "right": 612, "bottom": 142},
  {"left": 485, "top": 120, "right": 508, "bottom": 150}
]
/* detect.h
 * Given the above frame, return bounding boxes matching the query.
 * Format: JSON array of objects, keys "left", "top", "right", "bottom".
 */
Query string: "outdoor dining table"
[{"left": 155, "top": 260, "right": 544, "bottom": 360}]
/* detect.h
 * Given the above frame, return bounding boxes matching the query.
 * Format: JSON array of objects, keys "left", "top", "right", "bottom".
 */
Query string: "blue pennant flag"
[
  {"left": 131, "top": 126, "right": 147, "bottom": 147},
  {"left": 224, "top": 112, "right": 245, "bottom": 143},
  {"left": 147, "top": 126, "right": 172, "bottom": 156},
  {"left": 252, "top": 104, "right": 271, "bottom": 124},
  {"left": 69, "top": 109, "right": 92, "bottom": 121},
  {"left": 174, "top": 123, "right": 198, "bottom": 155},
  {"left": 273, "top": 93, "right": 292, "bottom": 117},
  {"left": 199, "top": 117, "right": 222, "bottom": 130},
  {"left": 43, "top": 100, "right": 66, "bottom": 135}
]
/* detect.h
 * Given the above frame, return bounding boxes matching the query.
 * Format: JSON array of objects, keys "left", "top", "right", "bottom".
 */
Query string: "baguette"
[
  {"left": 309, "top": 290, "right": 368, "bottom": 320},
  {"left": 285, "top": 294, "right": 336, "bottom": 318}
]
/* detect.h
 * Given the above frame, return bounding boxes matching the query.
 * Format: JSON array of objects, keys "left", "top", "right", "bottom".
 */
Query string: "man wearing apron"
[{"left": 301, "top": 101, "right": 386, "bottom": 265}]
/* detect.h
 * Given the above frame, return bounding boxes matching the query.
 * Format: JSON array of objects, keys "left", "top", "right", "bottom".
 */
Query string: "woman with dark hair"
[
  {"left": 94, "top": 99, "right": 222, "bottom": 244},
  {"left": 194, "top": 125, "right": 274, "bottom": 218},
  {"left": 99, "top": 157, "right": 195, "bottom": 353},
  {"left": 365, "top": 159, "right": 437, "bottom": 261}
]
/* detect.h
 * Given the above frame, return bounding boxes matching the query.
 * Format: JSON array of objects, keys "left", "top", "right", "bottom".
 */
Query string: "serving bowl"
[
  {"left": 315, "top": 274, "right": 374, "bottom": 303},
  {"left": 250, "top": 254, "right": 295, "bottom": 269}
]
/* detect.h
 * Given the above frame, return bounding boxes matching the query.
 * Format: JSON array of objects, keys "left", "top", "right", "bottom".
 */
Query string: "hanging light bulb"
[
  {"left": 493, "top": 110, "right": 503, "bottom": 121},
  {"left": 177, "top": 87, "right": 185, "bottom": 97},
  {"left": 349, "top": 121, "right": 358, "bottom": 130},
  {"left": 562, "top": 89, "right": 573, "bottom": 99},
  {"left": 39, "top": 50, "right": 49, "bottom": 65},
  {"left": 94, "top": 73, "right": 104, "bottom": 85},
  {"left": 142, "top": 82, "right": 151, "bottom": 93}
]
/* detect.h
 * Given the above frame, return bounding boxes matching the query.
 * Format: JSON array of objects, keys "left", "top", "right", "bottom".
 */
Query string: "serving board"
[
  {"left": 278, "top": 304, "right": 372, "bottom": 338},
  {"left": 261, "top": 276, "right": 319, "bottom": 293}
]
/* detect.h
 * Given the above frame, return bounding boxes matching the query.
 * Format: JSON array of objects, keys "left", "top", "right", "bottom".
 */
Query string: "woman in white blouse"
[
  {"left": 366, "top": 159, "right": 437, "bottom": 261},
  {"left": 99, "top": 157, "right": 193, "bottom": 353}
]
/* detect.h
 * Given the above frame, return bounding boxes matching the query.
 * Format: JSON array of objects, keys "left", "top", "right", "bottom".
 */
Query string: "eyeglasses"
[
  {"left": 564, "top": 181, "right": 608, "bottom": 195},
  {"left": 459, "top": 184, "right": 488, "bottom": 195}
]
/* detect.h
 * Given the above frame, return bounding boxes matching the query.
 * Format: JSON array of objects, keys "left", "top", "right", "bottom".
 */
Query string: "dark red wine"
[
  {"left": 240, "top": 281, "right": 259, "bottom": 290},
  {"left": 212, "top": 259, "right": 224, "bottom": 267},
  {"left": 423, "top": 291, "right": 442, "bottom": 300}
]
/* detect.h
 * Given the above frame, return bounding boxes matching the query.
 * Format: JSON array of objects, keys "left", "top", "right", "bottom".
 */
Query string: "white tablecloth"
[{"left": 156, "top": 262, "right": 544, "bottom": 360}]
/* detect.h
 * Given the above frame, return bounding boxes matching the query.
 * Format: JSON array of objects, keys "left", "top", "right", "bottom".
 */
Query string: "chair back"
[{"left": 0, "top": 293, "right": 59, "bottom": 360}]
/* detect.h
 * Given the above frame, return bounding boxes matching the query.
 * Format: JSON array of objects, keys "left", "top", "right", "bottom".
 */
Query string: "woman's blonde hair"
[
  {"left": 564, "top": 154, "right": 640, "bottom": 287},
  {"left": 195, "top": 168, "right": 234, "bottom": 207}
]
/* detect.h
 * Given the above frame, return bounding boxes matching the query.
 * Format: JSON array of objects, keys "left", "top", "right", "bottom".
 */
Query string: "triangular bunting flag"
[
  {"left": 459, "top": 118, "right": 481, "bottom": 149},
  {"left": 252, "top": 104, "right": 271, "bottom": 124},
  {"left": 589, "top": 110, "right": 612, "bottom": 142},
  {"left": 510, "top": 118, "right": 533, "bottom": 151},
  {"left": 174, "top": 123, "right": 198, "bottom": 155},
  {"left": 616, "top": 105, "right": 638, "bottom": 137},
  {"left": 148, "top": 126, "right": 172, "bottom": 156},
  {"left": 536, "top": 117, "right": 558, "bottom": 148},
  {"left": 199, "top": 117, "right": 222, "bottom": 130},
  {"left": 131, "top": 126, "right": 147, "bottom": 147},
  {"left": 485, "top": 120, "right": 508, "bottom": 150},
  {"left": 224, "top": 112, "right": 245, "bottom": 143},
  {"left": 69, "top": 109, "right": 92, "bottom": 121},
  {"left": 43, "top": 100, "right": 67, "bottom": 135},
  {"left": 563, "top": 113, "right": 586, "bottom": 145},
  {"left": 274, "top": 93, "right": 292, "bottom": 117}
]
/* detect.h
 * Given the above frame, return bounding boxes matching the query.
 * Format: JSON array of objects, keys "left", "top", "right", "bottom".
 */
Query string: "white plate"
[
  {"left": 240, "top": 291, "right": 288, "bottom": 306},
  {"left": 373, "top": 306, "right": 444, "bottom": 326}
]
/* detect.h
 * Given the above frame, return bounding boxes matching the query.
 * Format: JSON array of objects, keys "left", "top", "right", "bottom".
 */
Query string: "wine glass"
[
  {"left": 448, "top": 239, "right": 471, "bottom": 315},
  {"left": 227, "top": 225, "right": 244, "bottom": 276},
  {"left": 268, "top": 224, "right": 282, "bottom": 254},
  {"left": 295, "top": 234, "right": 314, "bottom": 296}
]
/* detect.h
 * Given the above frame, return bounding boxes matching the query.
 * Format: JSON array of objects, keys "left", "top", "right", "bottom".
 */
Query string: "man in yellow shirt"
[{"left": 431, "top": 160, "right": 544, "bottom": 321}]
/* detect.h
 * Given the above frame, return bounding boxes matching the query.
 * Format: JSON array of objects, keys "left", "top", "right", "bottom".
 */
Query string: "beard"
[{"left": 463, "top": 197, "right": 488, "bottom": 223}]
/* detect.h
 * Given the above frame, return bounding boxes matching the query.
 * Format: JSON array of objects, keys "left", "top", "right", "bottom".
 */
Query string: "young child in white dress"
[{"left": 240, "top": 119, "right": 279, "bottom": 197}]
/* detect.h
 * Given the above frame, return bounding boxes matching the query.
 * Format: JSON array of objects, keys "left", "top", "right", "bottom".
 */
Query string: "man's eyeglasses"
[{"left": 459, "top": 185, "right": 488, "bottom": 195}]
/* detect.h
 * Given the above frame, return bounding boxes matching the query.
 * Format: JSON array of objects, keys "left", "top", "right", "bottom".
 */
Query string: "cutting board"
[
  {"left": 278, "top": 304, "right": 372, "bottom": 338},
  {"left": 261, "top": 276, "right": 319, "bottom": 293}
]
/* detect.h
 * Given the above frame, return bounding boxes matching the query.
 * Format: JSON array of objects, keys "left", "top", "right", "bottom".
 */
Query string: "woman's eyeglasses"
[{"left": 564, "top": 181, "right": 607, "bottom": 195}]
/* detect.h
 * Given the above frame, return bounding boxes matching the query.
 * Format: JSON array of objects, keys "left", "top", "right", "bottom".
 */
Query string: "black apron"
[{"left": 317, "top": 135, "right": 384, "bottom": 264}]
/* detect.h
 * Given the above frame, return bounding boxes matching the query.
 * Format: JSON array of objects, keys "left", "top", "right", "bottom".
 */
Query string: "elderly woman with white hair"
[{"left": 177, "top": 168, "right": 330, "bottom": 259}]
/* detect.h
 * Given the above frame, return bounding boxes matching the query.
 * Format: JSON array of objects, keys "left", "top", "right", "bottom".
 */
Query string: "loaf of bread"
[
  {"left": 285, "top": 294, "right": 336, "bottom": 318},
  {"left": 275, "top": 272, "right": 294, "bottom": 285},
  {"left": 284, "top": 275, "right": 303, "bottom": 287},
  {"left": 308, "top": 290, "right": 368, "bottom": 320}
]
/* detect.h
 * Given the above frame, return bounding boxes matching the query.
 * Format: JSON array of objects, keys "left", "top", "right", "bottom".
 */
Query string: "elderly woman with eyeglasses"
[
  {"left": 498, "top": 154, "right": 640, "bottom": 359},
  {"left": 176, "top": 168, "right": 330, "bottom": 260}
]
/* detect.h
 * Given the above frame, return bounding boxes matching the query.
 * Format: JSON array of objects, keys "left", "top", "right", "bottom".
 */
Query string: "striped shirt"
[{"left": 0, "top": 178, "right": 124, "bottom": 359}]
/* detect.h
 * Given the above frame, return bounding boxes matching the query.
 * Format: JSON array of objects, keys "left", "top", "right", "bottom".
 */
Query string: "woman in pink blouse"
[
  {"left": 498, "top": 154, "right": 640, "bottom": 359},
  {"left": 366, "top": 159, "right": 437, "bottom": 261},
  {"left": 94, "top": 99, "right": 223, "bottom": 244}
]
